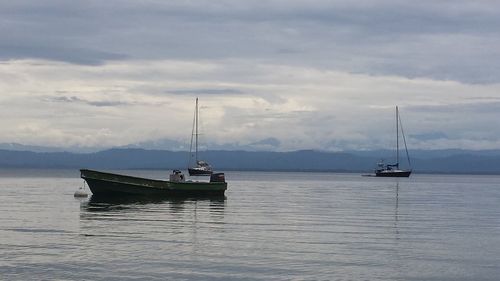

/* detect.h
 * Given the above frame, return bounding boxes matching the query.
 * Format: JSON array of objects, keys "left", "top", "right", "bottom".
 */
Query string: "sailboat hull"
[
  {"left": 375, "top": 170, "right": 412, "bottom": 177},
  {"left": 188, "top": 168, "right": 213, "bottom": 176}
]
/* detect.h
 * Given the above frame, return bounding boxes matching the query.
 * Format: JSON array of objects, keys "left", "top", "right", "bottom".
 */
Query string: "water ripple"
[{"left": 1, "top": 172, "right": 500, "bottom": 280}]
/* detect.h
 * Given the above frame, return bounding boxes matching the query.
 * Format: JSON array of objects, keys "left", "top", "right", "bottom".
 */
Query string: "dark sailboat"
[
  {"left": 188, "top": 98, "right": 213, "bottom": 176},
  {"left": 375, "top": 106, "right": 412, "bottom": 177}
]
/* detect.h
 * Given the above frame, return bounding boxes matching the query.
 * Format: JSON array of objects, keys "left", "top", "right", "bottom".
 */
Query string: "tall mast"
[
  {"left": 195, "top": 97, "right": 199, "bottom": 163},
  {"left": 396, "top": 106, "right": 399, "bottom": 168}
]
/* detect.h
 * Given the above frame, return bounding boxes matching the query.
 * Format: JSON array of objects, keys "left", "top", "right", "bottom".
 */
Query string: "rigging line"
[
  {"left": 398, "top": 113, "right": 412, "bottom": 168},
  {"left": 195, "top": 97, "right": 198, "bottom": 163},
  {"left": 396, "top": 106, "right": 399, "bottom": 167},
  {"left": 187, "top": 99, "right": 197, "bottom": 168}
]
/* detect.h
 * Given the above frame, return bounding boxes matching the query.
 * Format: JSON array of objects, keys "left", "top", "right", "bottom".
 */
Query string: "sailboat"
[
  {"left": 188, "top": 98, "right": 213, "bottom": 176},
  {"left": 375, "top": 106, "right": 412, "bottom": 177}
]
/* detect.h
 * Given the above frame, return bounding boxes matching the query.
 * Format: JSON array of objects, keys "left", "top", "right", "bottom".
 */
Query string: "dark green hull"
[{"left": 80, "top": 169, "right": 227, "bottom": 197}]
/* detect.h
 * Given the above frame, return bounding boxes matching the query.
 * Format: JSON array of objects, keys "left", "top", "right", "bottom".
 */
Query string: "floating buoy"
[
  {"left": 74, "top": 187, "right": 88, "bottom": 197},
  {"left": 74, "top": 182, "right": 89, "bottom": 198}
]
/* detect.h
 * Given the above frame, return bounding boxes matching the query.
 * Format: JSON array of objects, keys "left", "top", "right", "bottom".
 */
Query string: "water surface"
[{"left": 1, "top": 170, "right": 499, "bottom": 280}]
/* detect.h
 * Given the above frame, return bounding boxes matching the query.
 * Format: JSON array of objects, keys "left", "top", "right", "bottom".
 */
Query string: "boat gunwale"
[
  {"left": 81, "top": 169, "right": 168, "bottom": 185},
  {"left": 80, "top": 169, "right": 227, "bottom": 190}
]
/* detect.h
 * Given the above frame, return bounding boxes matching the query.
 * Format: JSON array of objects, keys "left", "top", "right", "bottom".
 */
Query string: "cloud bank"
[{"left": 0, "top": 1, "right": 499, "bottom": 151}]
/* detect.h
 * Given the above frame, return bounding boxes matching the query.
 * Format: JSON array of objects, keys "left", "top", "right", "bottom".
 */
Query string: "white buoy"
[
  {"left": 74, "top": 182, "right": 89, "bottom": 198},
  {"left": 74, "top": 187, "right": 88, "bottom": 197}
]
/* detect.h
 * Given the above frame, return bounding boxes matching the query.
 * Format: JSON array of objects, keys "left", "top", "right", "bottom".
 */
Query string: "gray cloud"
[
  {"left": 1, "top": 59, "right": 499, "bottom": 150},
  {"left": 1, "top": 1, "right": 500, "bottom": 151},
  {"left": 410, "top": 132, "right": 449, "bottom": 141},
  {"left": 44, "top": 96, "right": 132, "bottom": 107},
  {"left": 1, "top": 1, "right": 499, "bottom": 83},
  {"left": 250, "top": 137, "right": 281, "bottom": 147},
  {"left": 0, "top": 45, "right": 126, "bottom": 65},
  {"left": 408, "top": 101, "right": 500, "bottom": 114},
  {"left": 167, "top": 88, "right": 243, "bottom": 95}
]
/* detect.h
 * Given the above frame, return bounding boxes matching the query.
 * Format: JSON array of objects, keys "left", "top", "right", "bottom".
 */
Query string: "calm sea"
[{"left": 0, "top": 170, "right": 499, "bottom": 281}]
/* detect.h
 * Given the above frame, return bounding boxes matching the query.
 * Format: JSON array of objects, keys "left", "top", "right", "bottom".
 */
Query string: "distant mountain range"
[
  {"left": 0, "top": 137, "right": 284, "bottom": 153},
  {"left": 0, "top": 143, "right": 102, "bottom": 153},
  {"left": 1, "top": 148, "right": 500, "bottom": 174}
]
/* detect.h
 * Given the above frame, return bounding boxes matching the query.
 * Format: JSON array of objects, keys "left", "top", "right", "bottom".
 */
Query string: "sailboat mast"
[
  {"left": 396, "top": 106, "right": 399, "bottom": 168},
  {"left": 195, "top": 97, "right": 199, "bottom": 163}
]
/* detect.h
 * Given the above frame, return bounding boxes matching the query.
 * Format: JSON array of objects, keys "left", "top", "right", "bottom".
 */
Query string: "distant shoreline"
[
  {"left": 1, "top": 167, "right": 500, "bottom": 177},
  {"left": 2, "top": 148, "right": 500, "bottom": 175}
]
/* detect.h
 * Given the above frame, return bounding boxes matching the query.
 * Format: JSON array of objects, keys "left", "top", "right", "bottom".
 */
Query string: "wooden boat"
[
  {"left": 80, "top": 169, "right": 227, "bottom": 197},
  {"left": 375, "top": 106, "right": 412, "bottom": 177},
  {"left": 188, "top": 98, "right": 213, "bottom": 176}
]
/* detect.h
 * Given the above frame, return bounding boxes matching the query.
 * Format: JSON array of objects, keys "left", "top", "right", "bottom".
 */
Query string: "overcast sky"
[{"left": 1, "top": 0, "right": 499, "bottom": 151}]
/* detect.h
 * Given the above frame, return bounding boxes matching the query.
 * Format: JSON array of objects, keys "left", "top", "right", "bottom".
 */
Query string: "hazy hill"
[{"left": 1, "top": 148, "right": 500, "bottom": 174}]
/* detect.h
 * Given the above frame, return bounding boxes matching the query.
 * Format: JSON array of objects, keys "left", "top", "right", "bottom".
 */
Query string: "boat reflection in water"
[
  {"left": 78, "top": 195, "right": 226, "bottom": 243},
  {"left": 84, "top": 193, "right": 226, "bottom": 209}
]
